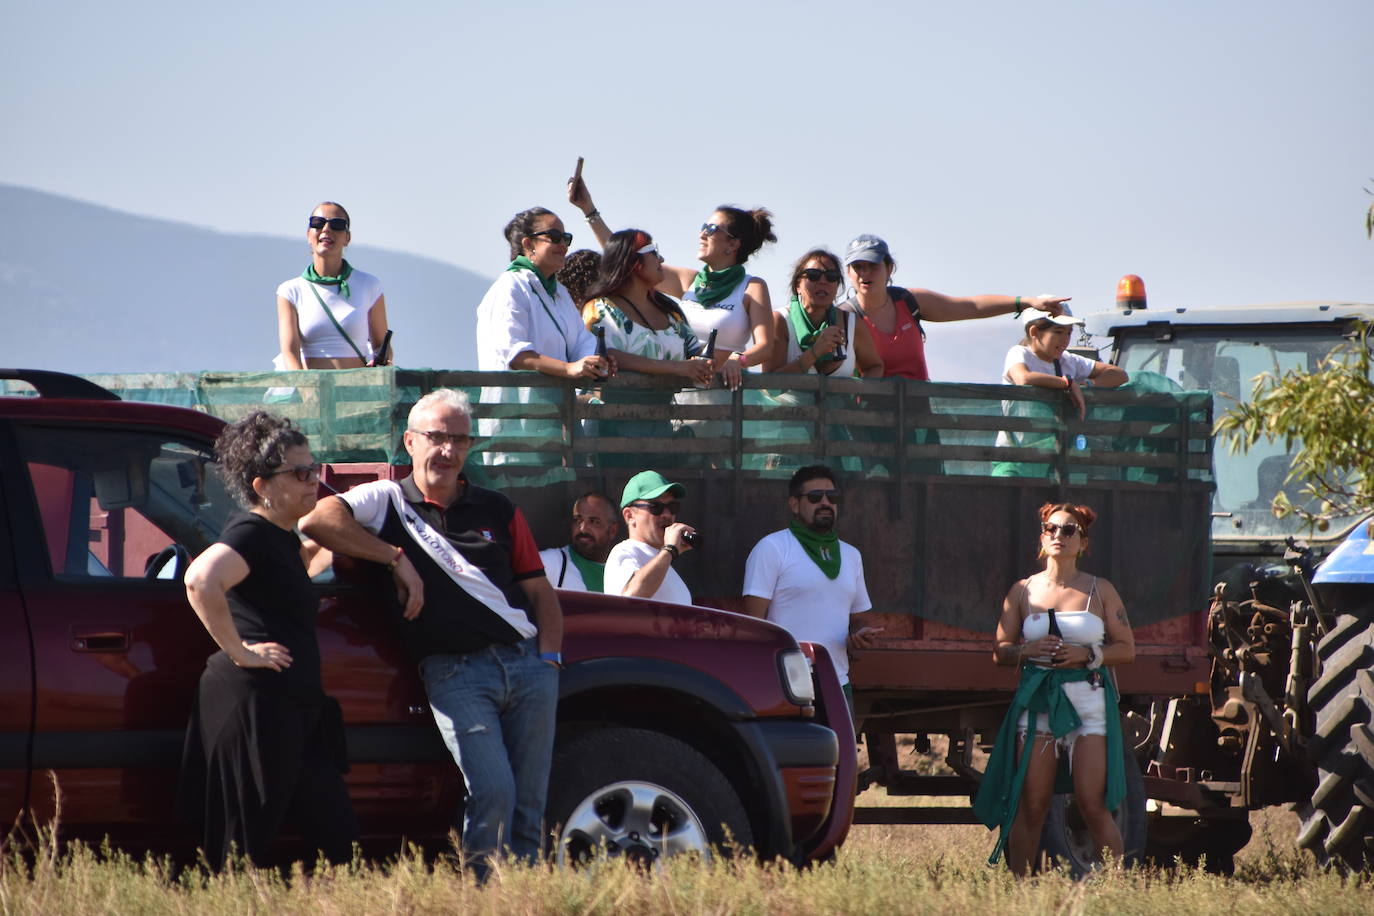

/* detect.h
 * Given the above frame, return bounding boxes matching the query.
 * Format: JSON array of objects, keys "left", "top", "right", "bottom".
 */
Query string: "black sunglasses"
[
  {"left": 266, "top": 463, "right": 321, "bottom": 482},
  {"left": 529, "top": 229, "right": 574, "bottom": 246},
  {"left": 308, "top": 216, "right": 349, "bottom": 232},
  {"left": 800, "top": 268, "right": 842, "bottom": 283},
  {"left": 628, "top": 500, "right": 680, "bottom": 516},
  {"left": 801, "top": 489, "right": 841, "bottom": 505},
  {"left": 1041, "top": 522, "right": 1082, "bottom": 538},
  {"left": 700, "top": 222, "right": 736, "bottom": 239}
]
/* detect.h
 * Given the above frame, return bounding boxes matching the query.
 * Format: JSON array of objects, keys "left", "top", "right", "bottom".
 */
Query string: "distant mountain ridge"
[{"left": 0, "top": 184, "right": 490, "bottom": 373}]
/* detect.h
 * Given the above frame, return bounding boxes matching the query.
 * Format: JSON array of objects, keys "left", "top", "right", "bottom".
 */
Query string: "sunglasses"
[
  {"left": 529, "top": 229, "right": 574, "bottom": 246},
  {"left": 628, "top": 500, "right": 680, "bottom": 516},
  {"left": 267, "top": 463, "right": 321, "bottom": 482},
  {"left": 308, "top": 216, "right": 349, "bottom": 232},
  {"left": 700, "top": 222, "right": 736, "bottom": 239},
  {"left": 800, "top": 268, "right": 842, "bottom": 283},
  {"left": 801, "top": 489, "right": 841, "bottom": 505},
  {"left": 413, "top": 429, "right": 476, "bottom": 449},
  {"left": 1041, "top": 522, "right": 1082, "bottom": 538}
]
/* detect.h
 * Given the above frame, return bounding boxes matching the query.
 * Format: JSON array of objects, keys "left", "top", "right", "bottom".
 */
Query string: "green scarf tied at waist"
[
  {"left": 691, "top": 263, "right": 746, "bottom": 308},
  {"left": 567, "top": 547, "right": 605, "bottom": 593},
  {"left": 507, "top": 256, "right": 558, "bottom": 298},
  {"left": 972, "top": 664, "right": 1125, "bottom": 866},
  {"left": 303, "top": 259, "right": 354, "bottom": 300},
  {"left": 787, "top": 296, "right": 841, "bottom": 365},
  {"left": 789, "top": 519, "right": 841, "bottom": 579}
]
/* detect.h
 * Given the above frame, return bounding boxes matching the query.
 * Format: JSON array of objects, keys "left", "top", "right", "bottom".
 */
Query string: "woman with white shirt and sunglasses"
[
  {"left": 568, "top": 176, "right": 774, "bottom": 389},
  {"left": 276, "top": 202, "right": 391, "bottom": 369},
  {"left": 974, "top": 502, "right": 1136, "bottom": 876}
]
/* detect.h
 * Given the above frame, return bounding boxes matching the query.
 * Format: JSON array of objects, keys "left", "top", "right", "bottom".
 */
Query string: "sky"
[{"left": 4, "top": 0, "right": 1372, "bottom": 380}]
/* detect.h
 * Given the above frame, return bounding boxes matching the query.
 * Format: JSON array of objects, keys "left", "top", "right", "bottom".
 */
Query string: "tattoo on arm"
[{"left": 1116, "top": 608, "right": 1130, "bottom": 627}]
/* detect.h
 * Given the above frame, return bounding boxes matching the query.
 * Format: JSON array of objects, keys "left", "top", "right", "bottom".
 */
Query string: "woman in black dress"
[{"left": 180, "top": 411, "right": 357, "bottom": 868}]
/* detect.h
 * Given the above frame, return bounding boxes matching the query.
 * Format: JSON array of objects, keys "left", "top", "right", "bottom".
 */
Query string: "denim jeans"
[{"left": 418, "top": 637, "right": 558, "bottom": 875}]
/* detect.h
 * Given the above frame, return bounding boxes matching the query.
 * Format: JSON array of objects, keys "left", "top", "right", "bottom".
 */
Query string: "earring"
[
  {"left": 1037, "top": 546, "right": 1046, "bottom": 559},
  {"left": 264, "top": 497, "right": 274, "bottom": 511}
]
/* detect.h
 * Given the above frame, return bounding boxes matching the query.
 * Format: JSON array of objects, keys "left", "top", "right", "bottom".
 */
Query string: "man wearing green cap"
[{"left": 604, "top": 470, "right": 698, "bottom": 604}]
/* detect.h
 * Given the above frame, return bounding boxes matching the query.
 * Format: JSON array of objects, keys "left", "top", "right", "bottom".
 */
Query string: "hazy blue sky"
[{"left": 5, "top": 0, "right": 1371, "bottom": 379}]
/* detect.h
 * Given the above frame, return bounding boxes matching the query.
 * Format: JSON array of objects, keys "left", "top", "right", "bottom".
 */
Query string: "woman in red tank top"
[{"left": 840, "top": 234, "right": 1069, "bottom": 380}]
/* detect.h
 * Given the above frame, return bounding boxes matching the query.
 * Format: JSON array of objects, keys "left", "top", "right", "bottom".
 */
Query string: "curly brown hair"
[
  {"left": 557, "top": 248, "right": 602, "bottom": 307},
  {"left": 214, "top": 410, "right": 309, "bottom": 508}
]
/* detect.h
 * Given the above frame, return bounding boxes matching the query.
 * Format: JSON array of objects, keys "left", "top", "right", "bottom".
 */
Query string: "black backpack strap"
[
  {"left": 556, "top": 548, "right": 568, "bottom": 587},
  {"left": 1053, "top": 358, "right": 1063, "bottom": 378},
  {"left": 891, "top": 287, "right": 926, "bottom": 341}
]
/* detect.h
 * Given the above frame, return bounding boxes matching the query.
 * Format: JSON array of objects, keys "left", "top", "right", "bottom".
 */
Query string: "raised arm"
[
  {"left": 299, "top": 495, "right": 424, "bottom": 619},
  {"left": 276, "top": 297, "right": 306, "bottom": 371},
  {"left": 916, "top": 290, "right": 1069, "bottom": 323},
  {"left": 566, "top": 174, "right": 612, "bottom": 247}
]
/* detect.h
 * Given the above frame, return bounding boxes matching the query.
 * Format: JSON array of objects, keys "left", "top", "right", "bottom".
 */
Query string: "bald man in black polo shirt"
[{"left": 301, "top": 388, "right": 561, "bottom": 880}]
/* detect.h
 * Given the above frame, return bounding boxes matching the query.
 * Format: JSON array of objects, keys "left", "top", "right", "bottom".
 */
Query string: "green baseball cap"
[{"left": 620, "top": 470, "right": 686, "bottom": 508}]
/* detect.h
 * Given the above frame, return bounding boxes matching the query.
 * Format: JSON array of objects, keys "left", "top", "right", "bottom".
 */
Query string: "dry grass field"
[{"left": 3, "top": 800, "right": 1372, "bottom": 915}]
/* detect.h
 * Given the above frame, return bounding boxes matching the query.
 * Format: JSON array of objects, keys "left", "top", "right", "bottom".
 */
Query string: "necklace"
[{"left": 1040, "top": 570, "right": 1079, "bottom": 588}]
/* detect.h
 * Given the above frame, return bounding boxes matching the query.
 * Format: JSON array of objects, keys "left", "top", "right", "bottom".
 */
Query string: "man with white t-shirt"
[
  {"left": 603, "top": 470, "right": 698, "bottom": 604},
  {"left": 538, "top": 491, "right": 620, "bottom": 592},
  {"left": 742, "top": 465, "right": 881, "bottom": 714}
]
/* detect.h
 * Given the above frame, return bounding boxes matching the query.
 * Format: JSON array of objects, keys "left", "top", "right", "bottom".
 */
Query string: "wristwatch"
[{"left": 661, "top": 544, "right": 680, "bottom": 559}]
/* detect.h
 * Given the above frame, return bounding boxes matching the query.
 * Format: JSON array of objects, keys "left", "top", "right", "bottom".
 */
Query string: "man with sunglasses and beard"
[
  {"left": 742, "top": 466, "right": 879, "bottom": 715},
  {"left": 604, "top": 470, "right": 698, "bottom": 604}
]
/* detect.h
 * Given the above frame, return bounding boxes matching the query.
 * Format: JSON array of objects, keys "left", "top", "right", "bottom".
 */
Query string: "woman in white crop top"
[
  {"left": 984, "top": 501, "right": 1136, "bottom": 877},
  {"left": 567, "top": 174, "right": 774, "bottom": 390},
  {"left": 276, "top": 202, "right": 391, "bottom": 370}
]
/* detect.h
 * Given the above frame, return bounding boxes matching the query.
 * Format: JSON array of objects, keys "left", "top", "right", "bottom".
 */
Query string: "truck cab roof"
[{"left": 1085, "top": 301, "right": 1374, "bottom": 337}]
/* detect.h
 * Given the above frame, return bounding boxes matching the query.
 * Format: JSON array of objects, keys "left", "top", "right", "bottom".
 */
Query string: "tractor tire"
[
  {"left": 1297, "top": 612, "right": 1374, "bottom": 868},
  {"left": 546, "top": 728, "right": 753, "bottom": 867},
  {"left": 1039, "top": 730, "right": 1146, "bottom": 877}
]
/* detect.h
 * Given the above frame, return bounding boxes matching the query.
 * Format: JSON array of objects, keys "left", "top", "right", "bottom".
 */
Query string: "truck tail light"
[
  {"left": 779, "top": 649, "right": 816, "bottom": 706},
  {"left": 1116, "top": 274, "right": 1147, "bottom": 311}
]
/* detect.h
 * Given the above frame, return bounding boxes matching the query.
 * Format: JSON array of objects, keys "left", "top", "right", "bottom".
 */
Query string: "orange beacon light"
[{"left": 1116, "top": 274, "right": 1147, "bottom": 311}]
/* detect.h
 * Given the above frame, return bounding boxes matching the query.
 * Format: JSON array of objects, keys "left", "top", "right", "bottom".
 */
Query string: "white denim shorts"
[{"left": 1017, "top": 678, "right": 1108, "bottom": 759}]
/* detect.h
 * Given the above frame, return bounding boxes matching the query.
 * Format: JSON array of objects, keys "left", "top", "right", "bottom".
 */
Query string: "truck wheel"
[
  {"left": 1297, "top": 612, "right": 1374, "bottom": 868},
  {"left": 1144, "top": 812, "right": 1251, "bottom": 874},
  {"left": 547, "top": 728, "right": 754, "bottom": 867},
  {"left": 1039, "top": 733, "right": 1146, "bottom": 877}
]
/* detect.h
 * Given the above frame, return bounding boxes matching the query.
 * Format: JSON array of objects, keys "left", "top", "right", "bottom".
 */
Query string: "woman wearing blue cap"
[{"left": 840, "top": 234, "right": 1067, "bottom": 380}]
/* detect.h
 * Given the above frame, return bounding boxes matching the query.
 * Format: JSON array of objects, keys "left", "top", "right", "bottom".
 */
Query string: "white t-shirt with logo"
[
  {"left": 604, "top": 539, "right": 692, "bottom": 605},
  {"left": 743, "top": 529, "right": 871, "bottom": 684}
]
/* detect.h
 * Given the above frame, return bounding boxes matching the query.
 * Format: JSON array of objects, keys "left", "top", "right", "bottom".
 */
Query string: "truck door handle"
[{"left": 72, "top": 628, "right": 131, "bottom": 652}]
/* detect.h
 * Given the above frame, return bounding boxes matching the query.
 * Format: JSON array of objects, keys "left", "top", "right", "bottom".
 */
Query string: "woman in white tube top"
[{"left": 975, "top": 502, "right": 1136, "bottom": 877}]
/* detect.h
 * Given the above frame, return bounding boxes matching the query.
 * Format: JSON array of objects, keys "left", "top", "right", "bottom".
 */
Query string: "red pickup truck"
[{"left": 0, "top": 369, "right": 853, "bottom": 865}]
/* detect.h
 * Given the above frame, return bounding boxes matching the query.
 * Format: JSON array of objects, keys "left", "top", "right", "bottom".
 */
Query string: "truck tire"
[
  {"left": 1297, "top": 612, "right": 1374, "bottom": 868},
  {"left": 1039, "top": 733, "right": 1146, "bottom": 877},
  {"left": 1144, "top": 812, "right": 1251, "bottom": 874},
  {"left": 547, "top": 728, "right": 754, "bottom": 867}
]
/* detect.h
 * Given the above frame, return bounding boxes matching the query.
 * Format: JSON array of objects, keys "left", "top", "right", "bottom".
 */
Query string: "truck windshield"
[{"left": 1114, "top": 324, "right": 1363, "bottom": 542}]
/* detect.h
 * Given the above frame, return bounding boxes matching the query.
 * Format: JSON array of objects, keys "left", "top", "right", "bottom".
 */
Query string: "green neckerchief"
[
  {"left": 303, "top": 259, "right": 353, "bottom": 300},
  {"left": 788, "top": 519, "right": 841, "bottom": 580},
  {"left": 690, "top": 263, "right": 746, "bottom": 308},
  {"left": 507, "top": 256, "right": 557, "bottom": 297},
  {"left": 567, "top": 547, "right": 605, "bottom": 593},
  {"left": 787, "top": 296, "right": 842, "bottom": 365},
  {"left": 972, "top": 664, "right": 1125, "bottom": 865}
]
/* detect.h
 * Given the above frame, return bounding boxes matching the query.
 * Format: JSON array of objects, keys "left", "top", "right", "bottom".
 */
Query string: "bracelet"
[
  {"left": 1012, "top": 295, "right": 1024, "bottom": 317},
  {"left": 539, "top": 651, "right": 563, "bottom": 666},
  {"left": 661, "top": 544, "right": 679, "bottom": 559},
  {"left": 386, "top": 546, "right": 404, "bottom": 570},
  {"left": 585, "top": 209, "right": 601, "bottom": 222}
]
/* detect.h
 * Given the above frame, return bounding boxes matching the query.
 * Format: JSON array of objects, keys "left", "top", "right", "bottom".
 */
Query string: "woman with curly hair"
[
  {"left": 974, "top": 502, "right": 1136, "bottom": 876},
  {"left": 179, "top": 411, "right": 357, "bottom": 869}
]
